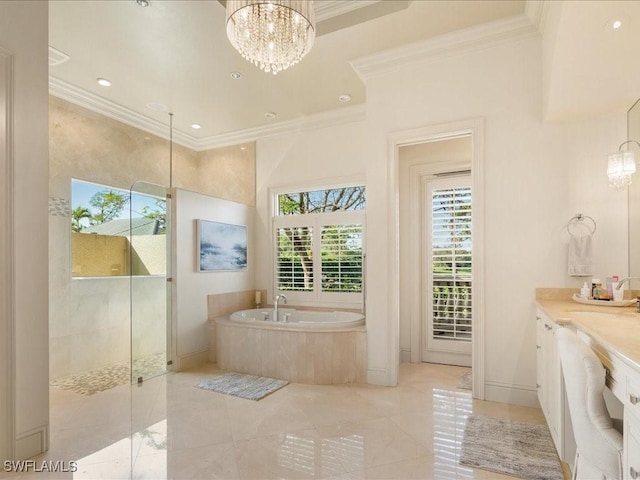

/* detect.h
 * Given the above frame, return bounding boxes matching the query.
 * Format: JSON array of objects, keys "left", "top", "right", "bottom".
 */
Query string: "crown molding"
[
  {"left": 49, "top": 76, "right": 366, "bottom": 151},
  {"left": 351, "top": 13, "right": 539, "bottom": 81},
  {"left": 315, "top": 0, "right": 380, "bottom": 22},
  {"left": 48, "top": 46, "right": 70, "bottom": 67},
  {"left": 192, "top": 103, "right": 366, "bottom": 150},
  {"left": 49, "top": 76, "right": 198, "bottom": 150}
]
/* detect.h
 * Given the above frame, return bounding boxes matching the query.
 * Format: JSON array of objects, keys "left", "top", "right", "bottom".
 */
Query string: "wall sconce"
[{"left": 607, "top": 140, "right": 640, "bottom": 190}]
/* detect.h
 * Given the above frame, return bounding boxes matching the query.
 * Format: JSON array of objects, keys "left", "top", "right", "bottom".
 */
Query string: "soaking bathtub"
[{"left": 214, "top": 308, "right": 366, "bottom": 384}]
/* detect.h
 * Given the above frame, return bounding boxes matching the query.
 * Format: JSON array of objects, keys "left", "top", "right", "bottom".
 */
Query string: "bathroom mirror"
[{"left": 627, "top": 98, "right": 640, "bottom": 277}]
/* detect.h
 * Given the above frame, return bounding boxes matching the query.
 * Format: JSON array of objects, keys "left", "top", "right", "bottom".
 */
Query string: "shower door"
[{"left": 129, "top": 181, "right": 172, "bottom": 383}]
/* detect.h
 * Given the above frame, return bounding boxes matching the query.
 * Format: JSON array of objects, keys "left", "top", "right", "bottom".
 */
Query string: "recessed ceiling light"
[
  {"left": 230, "top": 72, "right": 243, "bottom": 80},
  {"left": 265, "top": 112, "right": 277, "bottom": 119},
  {"left": 338, "top": 94, "right": 352, "bottom": 103},
  {"left": 136, "top": 0, "right": 151, "bottom": 7},
  {"left": 191, "top": 123, "right": 201, "bottom": 129},
  {"left": 612, "top": 20, "right": 622, "bottom": 29},
  {"left": 146, "top": 102, "right": 166, "bottom": 111},
  {"left": 240, "top": 146, "right": 246, "bottom": 151},
  {"left": 97, "top": 78, "right": 112, "bottom": 87}
]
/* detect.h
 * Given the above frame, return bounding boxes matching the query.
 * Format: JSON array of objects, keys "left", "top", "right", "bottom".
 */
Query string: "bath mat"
[
  {"left": 459, "top": 415, "right": 563, "bottom": 480},
  {"left": 457, "top": 371, "right": 472, "bottom": 390},
  {"left": 195, "top": 373, "right": 288, "bottom": 401}
]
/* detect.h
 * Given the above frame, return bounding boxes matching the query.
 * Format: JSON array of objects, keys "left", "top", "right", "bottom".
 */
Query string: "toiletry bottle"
[
  {"left": 606, "top": 276, "right": 618, "bottom": 300},
  {"left": 591, "top": 278, "right": 600, "bottom": 299},
  {"left": 580, "top": 282, "right": 590, "bottom": 299},
  {"left": 596, "top": 281, "right": 610, "bottom": 300}
]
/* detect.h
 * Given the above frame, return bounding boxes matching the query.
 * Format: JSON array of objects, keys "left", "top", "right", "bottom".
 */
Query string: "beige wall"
[
  {"left": 72, "top": 233, "right": 167, "bottom": 277},
  {"left": 72, "top": 233, "right": 129, "bottom": 277},
  {"left": 49, "top": 96, "right": 255, "bottom": 204}
]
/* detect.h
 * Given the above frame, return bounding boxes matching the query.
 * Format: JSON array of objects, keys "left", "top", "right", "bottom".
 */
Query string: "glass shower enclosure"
[{"left": 129, "top": 181, "right": 172, "bottom": 383}]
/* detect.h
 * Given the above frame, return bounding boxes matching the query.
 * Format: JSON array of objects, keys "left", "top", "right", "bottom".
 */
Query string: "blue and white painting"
[{"left": 197, "top": 220, "right": 247, "bottom": 271}]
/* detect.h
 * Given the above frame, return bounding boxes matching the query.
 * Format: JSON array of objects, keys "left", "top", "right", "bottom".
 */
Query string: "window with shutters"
[
  {"left": 273, "top": 186, "right": 365, "bottom": 306},
  {"left": 430, "top": 184, "right": 472, "bottom": 341}
]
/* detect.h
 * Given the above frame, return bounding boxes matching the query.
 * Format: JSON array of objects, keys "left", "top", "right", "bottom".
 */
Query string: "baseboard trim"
[
  {"left": 15, "top": 424, "right": 47, "bottom": 460},
  {"left": 367, "top": 367, "right": 392, "bottom": 386},
  {"left": 484, "top": 381, "right": 539, "bottom": 408},
  {"left": 175, "top": 349, "right": 209, "bottom": 372},
  {"left": 399, "top": 349, "right": 411, "bottom": 363}
]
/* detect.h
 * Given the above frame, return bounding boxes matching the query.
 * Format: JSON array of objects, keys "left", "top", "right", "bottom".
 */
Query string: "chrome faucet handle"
[
  {"left": 283, "top": 313, "right": 291, "bottom": 323},
  {"left": 262, "top": 311, "right": 270, "bottom": 321}
]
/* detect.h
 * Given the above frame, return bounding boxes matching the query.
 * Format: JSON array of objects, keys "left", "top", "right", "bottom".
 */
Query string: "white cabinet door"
[
  {"left": 625, "top": 378, "right": 640, "bottom": 480},
  {"left": 536, "top": 310, "right": 570, "bottom": 460},
  {"left": 536, "top": 313, "right": 545, "bottom": 408}
]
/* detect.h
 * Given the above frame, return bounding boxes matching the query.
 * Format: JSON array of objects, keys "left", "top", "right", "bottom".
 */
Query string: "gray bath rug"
[
  {"left": 195, "top": 373, "right": 288, "bottom": 401},
  {"left": 459, "top": 415, "right": 563, "bottom": 480},
  {"left": 457, "top": 371, "right": 472, "bottom": 390}
]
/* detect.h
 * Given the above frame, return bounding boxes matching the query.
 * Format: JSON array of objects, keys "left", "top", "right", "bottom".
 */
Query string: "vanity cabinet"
[
  {"left": 536, "top": 309, "right": 575, "bottom": 464},
  {"left": 625, "top": 378, "right": 640, "bottom": 480}
]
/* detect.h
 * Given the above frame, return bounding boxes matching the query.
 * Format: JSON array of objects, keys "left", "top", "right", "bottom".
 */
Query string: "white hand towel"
[{"left": 568, "top": 234, "right": 593, "bottom": 276}]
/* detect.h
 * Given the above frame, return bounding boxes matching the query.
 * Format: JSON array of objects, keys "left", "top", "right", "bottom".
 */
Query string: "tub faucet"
[{"left": 274, "top": 294, "right": 287, "bottom": 322}]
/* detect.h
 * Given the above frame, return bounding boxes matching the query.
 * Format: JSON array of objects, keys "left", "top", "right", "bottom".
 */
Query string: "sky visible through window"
[{"left": 72, "top": 179, "right": 163, "bottom": 221}]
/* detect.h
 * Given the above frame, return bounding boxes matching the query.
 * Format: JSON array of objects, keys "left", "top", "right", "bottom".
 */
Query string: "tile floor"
[{"left": 8, "top": 363, "right": 560, "bottom": 479}]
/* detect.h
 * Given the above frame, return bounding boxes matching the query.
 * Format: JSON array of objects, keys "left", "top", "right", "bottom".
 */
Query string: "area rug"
[
  {"left": 459, "top": 415, "right": 563, "bottom": 480},
  {"left": 195, "top": 373, "right": 288, "bottom": 401},
  {"left": 457, "top": 371, "right": 472, "bottom": 390}
]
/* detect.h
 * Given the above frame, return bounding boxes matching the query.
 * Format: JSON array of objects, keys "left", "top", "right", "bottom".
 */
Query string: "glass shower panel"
[{"left": 129, "top": 181, "right": 171, "bottom": 383}]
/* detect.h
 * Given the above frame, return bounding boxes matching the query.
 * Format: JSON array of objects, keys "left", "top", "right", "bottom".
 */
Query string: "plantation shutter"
[
  {"left": 431, "top": 186, "right": 472, "bottom": 341},
  {"left": 321, "top": 224, "right": 363, "bottom": 292},
  {"left": 276, "top": 226, "right": 313, "bottom": 291}
]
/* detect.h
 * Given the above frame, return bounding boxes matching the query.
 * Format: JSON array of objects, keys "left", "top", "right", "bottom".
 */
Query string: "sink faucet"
[
  {"left": 615, "top": 277, "right": 640, "bottom": 312},
  {"left": 274, "top": 294, "right": 287, "bottom": 322},
  {"left": 616, "top": 277, "right": 640, "bottom": 290}
]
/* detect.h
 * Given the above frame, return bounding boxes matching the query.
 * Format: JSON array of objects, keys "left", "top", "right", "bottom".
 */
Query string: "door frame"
[{"left": 388, "top": 118, "right": 485, "bottom": 399}]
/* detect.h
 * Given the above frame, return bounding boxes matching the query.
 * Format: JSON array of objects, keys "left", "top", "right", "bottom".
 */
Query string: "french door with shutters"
[{"left": 422, "top": 175, "right": 472, "bottom": 367}]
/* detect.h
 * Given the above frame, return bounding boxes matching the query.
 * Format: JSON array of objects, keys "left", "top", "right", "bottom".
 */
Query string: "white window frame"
[{"left": 270, "top": 183, "right": 366, "bottom": 309}]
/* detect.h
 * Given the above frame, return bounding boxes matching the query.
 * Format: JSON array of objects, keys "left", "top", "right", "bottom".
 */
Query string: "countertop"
[{"left": 536, "top": 295, "right": 640, "bottom": 375}]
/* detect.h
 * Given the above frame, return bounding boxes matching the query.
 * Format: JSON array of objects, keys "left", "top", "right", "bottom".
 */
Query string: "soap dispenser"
[{"left": 580, "top": 282, "right": 590, "bottom": 299}]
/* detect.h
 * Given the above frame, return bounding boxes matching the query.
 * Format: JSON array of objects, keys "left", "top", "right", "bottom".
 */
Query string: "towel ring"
[{"left": 566, "top": 214, "right": 596, "bottom": 237}]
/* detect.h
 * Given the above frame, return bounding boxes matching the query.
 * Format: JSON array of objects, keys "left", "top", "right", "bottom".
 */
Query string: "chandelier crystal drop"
[
  {"left": 226, "top": 0, "right": 315, "bottom": 75},
  {"left": 607, "top": 141, "right": 639, "bottom": 191}
]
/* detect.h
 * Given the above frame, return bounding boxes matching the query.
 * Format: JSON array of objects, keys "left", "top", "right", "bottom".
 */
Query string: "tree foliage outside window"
[
  {"left": 71, "top": 181, "right": 166, "bottom": 233},
  {"left": 278, "top": 186, "right": 365, "bottom": 215},
  {"left": 275, "top": 186, "right": 365, "bottom": 299}
]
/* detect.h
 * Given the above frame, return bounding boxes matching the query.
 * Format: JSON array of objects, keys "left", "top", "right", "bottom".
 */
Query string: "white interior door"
[{"left": 422, "top": 175, "right": 472, "bottom": 367}]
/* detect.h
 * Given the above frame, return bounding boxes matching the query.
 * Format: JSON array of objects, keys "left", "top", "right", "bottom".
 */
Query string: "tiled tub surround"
[
  {"left": 215, "top": 315, "right": 367, "bottom": 385},
  {"left": 207, "top": 290, "right": 266, "bottom": 362}
]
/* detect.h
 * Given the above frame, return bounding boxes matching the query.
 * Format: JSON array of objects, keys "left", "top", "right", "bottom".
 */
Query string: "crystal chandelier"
[
  {"left": 226, "top": 0, "right": 315, "bottom": 75},
  {"left": 607, "top": 140, "right": 639, "bottom": 190}
]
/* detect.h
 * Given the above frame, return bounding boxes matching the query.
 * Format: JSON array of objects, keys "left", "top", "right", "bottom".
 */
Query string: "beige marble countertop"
[{"left": 535, "top": 290, "right": 640, "bottom": 375}]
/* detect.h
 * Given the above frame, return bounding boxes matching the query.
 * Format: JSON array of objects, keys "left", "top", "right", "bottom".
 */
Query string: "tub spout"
[{"left": 274, "top": 294, "right": 287, "bottom": 322}]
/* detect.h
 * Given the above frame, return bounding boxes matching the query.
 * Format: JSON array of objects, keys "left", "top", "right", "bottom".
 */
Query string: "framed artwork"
[{"left": 196, "top": 220, "right": 247, "bottom": 272}]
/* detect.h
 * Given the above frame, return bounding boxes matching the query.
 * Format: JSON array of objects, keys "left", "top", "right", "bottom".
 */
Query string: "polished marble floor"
[{"left": 11, "top": 363, "right": 558, "bottom": 479}]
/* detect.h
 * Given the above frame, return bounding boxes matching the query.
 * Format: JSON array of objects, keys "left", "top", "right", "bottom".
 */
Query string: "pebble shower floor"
[{"left": 50, "top": 353, "right": 167, "bottom": 395}]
